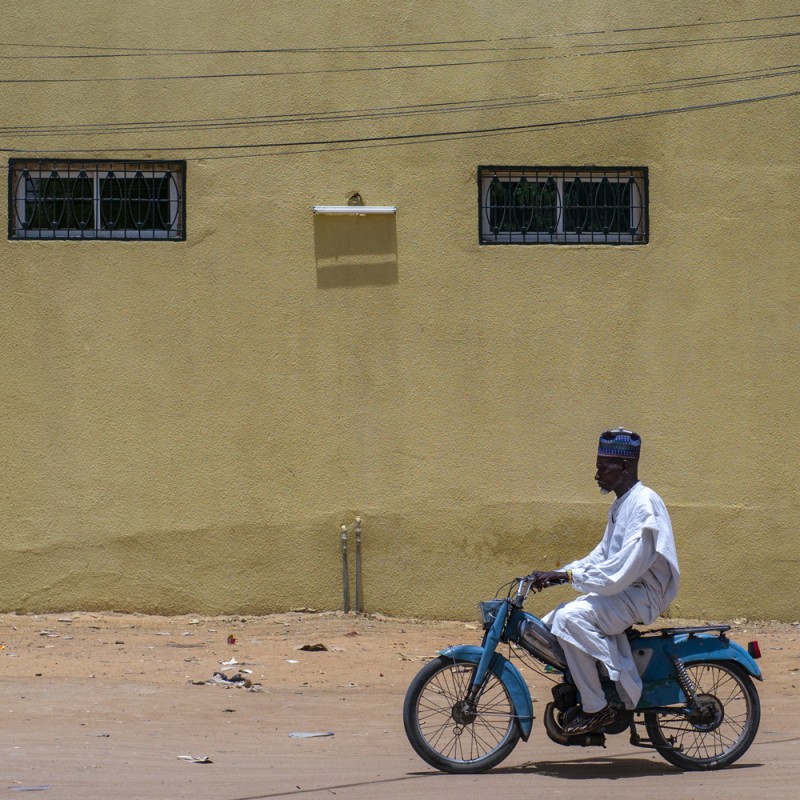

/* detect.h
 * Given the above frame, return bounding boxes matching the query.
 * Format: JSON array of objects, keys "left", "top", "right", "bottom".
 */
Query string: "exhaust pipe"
[{"left": 543, "top": 703, "right": 606, "bottom": 748}]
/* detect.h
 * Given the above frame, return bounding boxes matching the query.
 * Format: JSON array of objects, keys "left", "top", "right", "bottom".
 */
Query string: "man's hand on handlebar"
[{"left": 528, "top": 570, "right": 569, "bottom": 591}]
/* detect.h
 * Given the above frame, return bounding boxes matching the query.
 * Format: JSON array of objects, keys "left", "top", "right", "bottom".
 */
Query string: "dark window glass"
[
  {"left": 479, "top": 166, "right": 647, "bottom": 245},
  {"left": 9, "top": 160, "right": 186, "bottom": 240}
]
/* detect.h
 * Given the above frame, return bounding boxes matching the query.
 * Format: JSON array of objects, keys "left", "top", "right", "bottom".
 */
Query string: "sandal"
[{"left": 563, "top": 705, "right": 616, "bottom": 735}]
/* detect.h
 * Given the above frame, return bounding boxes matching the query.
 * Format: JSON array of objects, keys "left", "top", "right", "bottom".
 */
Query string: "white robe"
[{"left": 543, "top": 481, "right": 679, "bottom": 708}]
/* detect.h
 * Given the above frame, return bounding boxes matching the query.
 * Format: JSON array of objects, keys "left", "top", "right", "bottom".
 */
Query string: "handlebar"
[
  {"left": 512, "top": 571, "right": 569, "bottom": 603},
  {"left": 511, "top": 576, "right": 536, "bottom": 606}
]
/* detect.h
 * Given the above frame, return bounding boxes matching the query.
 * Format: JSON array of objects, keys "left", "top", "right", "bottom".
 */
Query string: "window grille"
[
  {"left": 478, "top": 166, "right": 648, "bottom": 245},
  {"left": 8, "top": 159, "right": 186, "bottom": 240}
]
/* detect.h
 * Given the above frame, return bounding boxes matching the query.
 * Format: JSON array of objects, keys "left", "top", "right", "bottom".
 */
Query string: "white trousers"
[
  {"left": 543, "top": 592, "right": 644, "bottom": 711},
  {"left": 560, "top": 640, "right": 607, "bottom": 712}
]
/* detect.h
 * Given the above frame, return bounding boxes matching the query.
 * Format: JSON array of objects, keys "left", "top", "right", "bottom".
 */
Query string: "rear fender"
[
  {"left": 679, "top": 637, "right": 763, "bottom": 680},
  {"left": 439, "top": 645, "right": 534, "bottom": 741},
  {"left": 637, "top": 634, "right": 763, "bottom": 708}
]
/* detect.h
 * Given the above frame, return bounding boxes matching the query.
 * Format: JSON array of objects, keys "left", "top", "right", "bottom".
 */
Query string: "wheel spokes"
[
  {"left": 655, "top": 664, "right": 751, "bottom": 760},
  {"left": 416, "top": 664, "right": 514, "bottom": 763}
]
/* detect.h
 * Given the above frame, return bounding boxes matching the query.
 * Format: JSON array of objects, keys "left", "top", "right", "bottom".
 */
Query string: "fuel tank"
[{"left": 512, "top": 611, "right": 568, "bottom": 671}]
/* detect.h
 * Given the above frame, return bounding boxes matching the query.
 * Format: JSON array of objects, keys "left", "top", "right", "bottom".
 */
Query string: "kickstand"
[
  {"left": 628, "top": 719, "right": 680, "bottom": 752},
  {"left": 629, "top": 719, "right": 642, "bottom": 746}
]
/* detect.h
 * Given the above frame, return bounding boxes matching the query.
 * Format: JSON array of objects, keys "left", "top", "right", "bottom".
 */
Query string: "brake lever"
[
  {"left": 514, "top": 575, "right": 537, "bottom": 603},
  {"left": 524, "top": 572, "right": 545, "bottom": 593}
]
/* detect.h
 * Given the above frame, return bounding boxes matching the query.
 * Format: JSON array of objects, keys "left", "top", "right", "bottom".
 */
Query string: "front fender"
[{"left": 439, "top": 645, "right": 534, "bottom": 741}]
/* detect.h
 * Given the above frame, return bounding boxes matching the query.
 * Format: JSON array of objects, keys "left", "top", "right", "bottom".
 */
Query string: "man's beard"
[{"left": 599, "top": 487, "right": 610, "bottom": 495}]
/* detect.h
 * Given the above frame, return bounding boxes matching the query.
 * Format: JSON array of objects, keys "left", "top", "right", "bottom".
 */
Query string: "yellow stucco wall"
[{"left": 1, "top": 2, "right": 798, "bottom": 619}]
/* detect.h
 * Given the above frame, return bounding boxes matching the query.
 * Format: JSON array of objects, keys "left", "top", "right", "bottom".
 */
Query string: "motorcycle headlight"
[{"left": 479, "top": 600, "right": 504, "bottom": 629}]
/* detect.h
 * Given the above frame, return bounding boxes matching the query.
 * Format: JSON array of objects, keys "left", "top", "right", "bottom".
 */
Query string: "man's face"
[{"left": 595, "top": 457, "right": 628, "bottom": 495}]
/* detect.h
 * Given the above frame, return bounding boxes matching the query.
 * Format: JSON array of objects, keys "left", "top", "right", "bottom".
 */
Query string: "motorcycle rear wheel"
[
  {"left": 403, "top": 655, "right": 521, "bottom": 773},
  {"left": 644, "top": 660, "right": 760, "bottom": 770}
]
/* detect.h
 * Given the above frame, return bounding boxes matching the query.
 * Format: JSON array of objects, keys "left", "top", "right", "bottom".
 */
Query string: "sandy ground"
[{"left": 1, "top": 610, "right": 799, "bottom": 799}]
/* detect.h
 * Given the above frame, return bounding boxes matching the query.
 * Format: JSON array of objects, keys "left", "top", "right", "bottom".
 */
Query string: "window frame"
[
  {"left": 478, "top": 165, "right": 649, "bottom": 246},
  {"left": 8, "top": 158, "right": 187, "bottom": 241}
]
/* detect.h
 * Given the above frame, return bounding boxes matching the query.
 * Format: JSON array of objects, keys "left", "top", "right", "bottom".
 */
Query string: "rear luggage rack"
[{"left": 636, "top": 625, "right": 731, "bottom": 638}]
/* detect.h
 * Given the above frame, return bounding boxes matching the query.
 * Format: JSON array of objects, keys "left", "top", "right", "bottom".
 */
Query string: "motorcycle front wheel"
[
  {"left": 644, "top": 660, "right": 760, "bottom": 770},
  {"left": 403, "top": 655, "right": 521, "bottom": 773}
]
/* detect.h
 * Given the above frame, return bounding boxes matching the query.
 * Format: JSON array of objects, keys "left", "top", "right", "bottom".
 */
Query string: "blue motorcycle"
[{"left": 403, "top": 576, "right": 762, "bottom": 773}]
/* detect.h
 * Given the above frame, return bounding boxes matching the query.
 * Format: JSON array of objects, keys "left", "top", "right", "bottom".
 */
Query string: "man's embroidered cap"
[{"left": 598, "top": 427, "right": 641, "bottom": 460}]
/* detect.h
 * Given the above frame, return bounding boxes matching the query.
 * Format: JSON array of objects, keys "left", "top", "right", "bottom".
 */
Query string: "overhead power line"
[
  {"left": 210, "top": 90, "right": 800, "bottom": 161},
  {"left": 0, "top": 12, "right": 797, "bottom": 59},
  {"left": 0, "top": 64, "right": 796, "bottom": 138},
  {"left": 0, "top": 30, "right": 797, "bottom": 85},
  {"left": 3, "top": 90, "right": 796, "bottom": 159}
]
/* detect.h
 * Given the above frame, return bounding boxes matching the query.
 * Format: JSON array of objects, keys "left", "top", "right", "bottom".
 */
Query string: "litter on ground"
[{"left": 188, "top": 671, "right": 261, "bottom": 690}]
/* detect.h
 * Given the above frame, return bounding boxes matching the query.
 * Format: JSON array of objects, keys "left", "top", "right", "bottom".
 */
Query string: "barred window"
[
  {"left": 479, "top": 166, "right": 648, "bottom": 245},
  {"left": 8, "top": 159, "right": 186, "bottom": 240}
]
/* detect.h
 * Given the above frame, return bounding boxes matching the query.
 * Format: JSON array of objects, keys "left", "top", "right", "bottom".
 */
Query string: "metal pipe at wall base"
[
  {"left": 354, "top": 517, "right": 362, "bottom": 614},
  {"left": 341, "top": 524, "right": 349, "bottom": 614}
]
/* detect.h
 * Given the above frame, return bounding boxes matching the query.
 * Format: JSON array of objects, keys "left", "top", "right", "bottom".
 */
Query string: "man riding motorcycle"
[{"left": 531, "top": 428, "right": 680, "bottom": 735}]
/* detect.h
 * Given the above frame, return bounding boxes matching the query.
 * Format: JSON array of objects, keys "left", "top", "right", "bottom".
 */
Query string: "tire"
[
  {"left": 403, "top": 655, "right": 522, "bottom": 773},
  {"left": 644, "top": 660, "right": 760, "bottom": 770}
]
